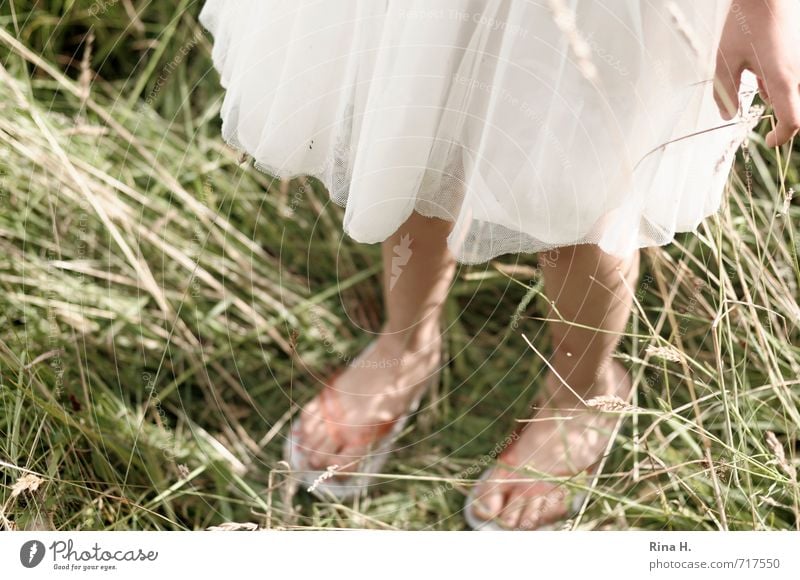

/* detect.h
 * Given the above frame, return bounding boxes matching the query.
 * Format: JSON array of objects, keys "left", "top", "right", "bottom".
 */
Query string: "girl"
[{"left": 200, "top": 0, "right": 800, "bottom": 530}]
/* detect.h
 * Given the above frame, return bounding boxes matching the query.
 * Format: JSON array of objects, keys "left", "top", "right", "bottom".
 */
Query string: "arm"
[{"left": 715, "top": 0, "right": 800, "bottom": 147}]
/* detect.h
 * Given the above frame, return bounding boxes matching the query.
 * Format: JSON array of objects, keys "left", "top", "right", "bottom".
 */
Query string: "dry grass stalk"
[
  {"left": 10, "top": 474, "right": 44, "bottom": 498},
  {"left": 779, "top": 188, "right": 794, "bottom": 216},
  {"left": 77, "top": 31, "right": 94, "bottom": 107},
  {"left": 765, "top": 431, "right": 797, "bottom": 482},
  {"left": 206, "top": 522, "right": 259, "bottom": 531},
  {"left": 715, "top": 105, "right": 766, "bottom": 173},
  {"left": 645, "top": 344, "right": 684, "bottom": 363},
  {"left": 585, "top": 395, "right": 636, "bottom": 412},
  {"left": 307, "top": 465, "right": 340, "bottom": 494}
]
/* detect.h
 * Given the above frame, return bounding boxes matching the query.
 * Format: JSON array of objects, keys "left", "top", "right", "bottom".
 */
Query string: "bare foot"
[
  {"left": 471, "top": 358, "right": 632, "bottom": 530},
  {"left": 296, "top": 331, "right": 442, "bottom": 471}
]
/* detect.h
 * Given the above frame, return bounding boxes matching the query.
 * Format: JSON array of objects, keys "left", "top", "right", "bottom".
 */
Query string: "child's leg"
[
  {"left": 300, "top": 211, "right": 456, "bottom": 468},
  {"left": 473, "top": 244, "right": 639, "bottom": 529},
  {"left": 380, "top": 211, "right": 457, "bottom": 349},
  {"left": 539, "top": 244, "right": 640, "bottom": 407}
]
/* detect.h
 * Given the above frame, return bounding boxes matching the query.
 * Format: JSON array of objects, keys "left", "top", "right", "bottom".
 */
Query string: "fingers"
[
  {"left": 714, "top": 57, "right": 799, "bottom": 147},
  {"left": 765, "top": 76, "right": 800, "bottom": 148},
  {"left": 714, "top": 53, "right": 745, "bottom": 121},
  {"left": 757, "top": 76, "right": 770, "bottom": 104}
]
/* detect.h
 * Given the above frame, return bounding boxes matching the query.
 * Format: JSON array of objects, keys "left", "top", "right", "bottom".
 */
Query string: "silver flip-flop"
[{"left": 283, "top": 341, "right": 440, "bottom": 501}]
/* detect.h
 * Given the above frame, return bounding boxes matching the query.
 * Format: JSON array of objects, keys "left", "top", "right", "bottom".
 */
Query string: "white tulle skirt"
[{"left": 199, "top": 0, "right": 757, "bottom": 264}]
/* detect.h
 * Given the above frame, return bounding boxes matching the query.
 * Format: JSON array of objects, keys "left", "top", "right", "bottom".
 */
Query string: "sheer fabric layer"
[{"left": 200, "top": 0, "right": 757, "bottom": 264}]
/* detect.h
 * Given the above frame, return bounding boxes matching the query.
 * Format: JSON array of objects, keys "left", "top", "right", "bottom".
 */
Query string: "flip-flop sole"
[{"left": 283, "top": 410, "right": 412, "bottom": 501}]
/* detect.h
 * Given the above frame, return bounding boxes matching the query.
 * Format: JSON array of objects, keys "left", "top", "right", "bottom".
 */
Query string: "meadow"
[{"left": 0, "top": 1, "right": 798, "bottom": 530}]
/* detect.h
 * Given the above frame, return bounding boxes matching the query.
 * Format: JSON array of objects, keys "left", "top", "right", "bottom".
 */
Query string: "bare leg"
[
  {"left": 472, "top": 244, "right": 640, "bottom": 529},
  {"left": 380, "top": 211, "right": 457, "bottom": 348},
  {"left": 301, "top": 211, "right": 456, "bottom": 468}
]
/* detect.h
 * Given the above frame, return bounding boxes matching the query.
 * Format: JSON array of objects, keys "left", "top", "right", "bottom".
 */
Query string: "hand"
[{"left": 715, "top": 0, "right": 800, "bottom": 147}]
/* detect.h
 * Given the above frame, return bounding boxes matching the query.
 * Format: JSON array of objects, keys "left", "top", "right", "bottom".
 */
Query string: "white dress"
[{"left": 199, "top": 0, "right": 758, "bottom": 264}]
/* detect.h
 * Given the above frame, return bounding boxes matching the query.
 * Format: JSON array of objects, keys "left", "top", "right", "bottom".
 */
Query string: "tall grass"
[{"left": 0, "top": 1, "right": 798, "bottom": 530}]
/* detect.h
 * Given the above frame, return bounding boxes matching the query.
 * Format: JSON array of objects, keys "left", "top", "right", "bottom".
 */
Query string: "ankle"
[
  {"left": 541, "top": 358, "right": 629, "bottom": 406},
  {"left": 379, "top": 323, "right": 442, "bottom": 353}
]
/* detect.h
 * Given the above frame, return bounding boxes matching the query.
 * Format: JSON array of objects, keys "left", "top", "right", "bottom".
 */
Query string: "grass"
[{"left": 0, "top": 1, "right": 798, "bottom": 531}]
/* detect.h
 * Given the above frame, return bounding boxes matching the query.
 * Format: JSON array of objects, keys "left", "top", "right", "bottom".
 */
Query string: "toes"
[
  {"left": 294, "top": 400, "right": 343, "bottom": 469},
  {"left": 302, "top": 417, "right": 328, "bottom": 454},
  {"left": 471, "top": 477, "right": 568, "bottom": 531},
  {"left": 471, "top": 482, "right": 506, "bottom": 522},
  {"left": 539, "top": 488, "right": 569, "bottom": 527},
  {"left": 305, "top": 446, "right": 332, "bottom": 470},
  {"left": 301, "top": 422, "right": 342, "bottom": 469},
  {"left": 498, "top": 488, "right": 526, "bottom": 529},
  {"left": 297, "top": 400, "right": 322, "bottom": 443},
  {"left": 518, "top": 487, "right": 569, "bottom": 530},
  {"left": 295, "top": 418, "right": 322, "bottom": 454},
  {"left": 294, "top": 406, "right": 378, "bottom": 472},
  {"left": 306, "top": 436, "right": 342, "bottom": 470},
  {"left": 518, "top": 497, "right": 546, "bottom": 530}
]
